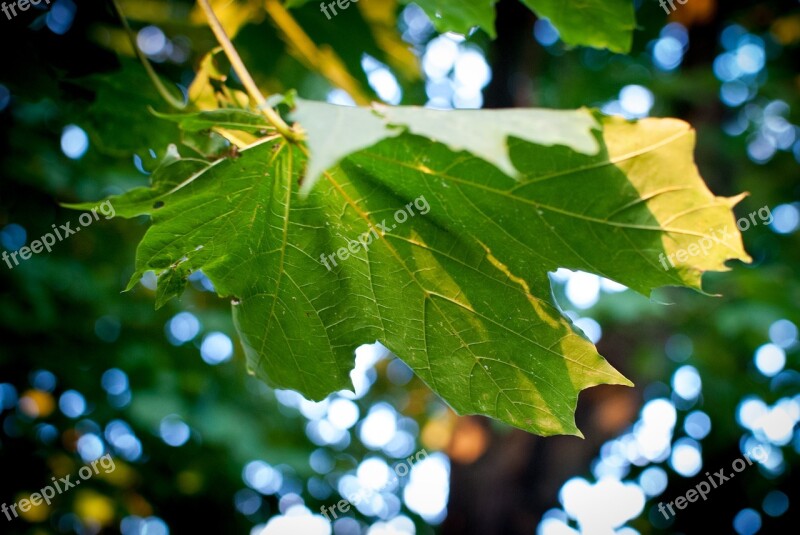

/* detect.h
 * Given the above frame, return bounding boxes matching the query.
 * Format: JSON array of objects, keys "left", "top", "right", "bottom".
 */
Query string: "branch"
[{"left": 197, "top": 0, "right": 301, "bottom": 142}]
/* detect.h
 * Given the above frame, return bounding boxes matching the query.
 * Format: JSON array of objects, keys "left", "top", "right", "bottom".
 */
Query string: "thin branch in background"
[
  {"left": 197, "top": 0, "right": 301, "bottom": 142},
  {"left": 263, "top": 0, "right": 372, "bottom": 106},
  {"left": 110, "top": 0, "right": 186, "bottom": 110}
]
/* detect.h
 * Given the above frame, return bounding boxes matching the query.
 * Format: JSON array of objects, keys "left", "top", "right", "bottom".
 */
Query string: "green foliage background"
[{"left": 0, "top": 0, "right": 798, "bottom": 534}]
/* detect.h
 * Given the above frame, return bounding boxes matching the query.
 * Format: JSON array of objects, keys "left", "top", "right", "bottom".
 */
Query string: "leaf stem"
[
  {"left": 197, "top": 0, "right": 301, "bottom": 142},
  {"left": 110, "top": 0, "right": 186, "bottom": 110}
]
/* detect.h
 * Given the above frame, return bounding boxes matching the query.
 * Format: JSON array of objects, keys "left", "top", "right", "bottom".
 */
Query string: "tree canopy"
[{"left": 0, "top": 1, "right": 798, "bottom": 534}]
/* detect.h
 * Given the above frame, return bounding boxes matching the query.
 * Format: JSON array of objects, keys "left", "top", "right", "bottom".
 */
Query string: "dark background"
[{"left": 1, "top": 0, "right": 798, "bottom": 533}]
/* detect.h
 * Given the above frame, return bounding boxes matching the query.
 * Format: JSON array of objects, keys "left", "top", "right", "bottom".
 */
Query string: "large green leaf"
[{"left": 70, "top": 108, "right": 749, "bottom": 436}]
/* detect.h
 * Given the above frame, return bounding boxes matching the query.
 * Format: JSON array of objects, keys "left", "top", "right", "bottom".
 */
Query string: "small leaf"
[
  {"left": 156, "top": 264, "right": 192, "bottom": 308},
  {"left": 75, "top": 61, "right": 182, "bottom": 157},
  {"left": 400, "top": 0, "right": 499, "bottom": 38},
  {"left": 392, "top": 0, "right": 635, "bottom": 51},
  {"left": 151, "top": 109, "right": 273, "bottom": 133},
  {"left": 520, "top": 0, "right": 636, "bottom": 53}
]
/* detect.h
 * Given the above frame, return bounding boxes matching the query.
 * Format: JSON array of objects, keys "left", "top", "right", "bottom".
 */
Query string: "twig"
[
  {"left": 197, "top": 0, "right": 301, "bottom": 142},
  {"left": 110, "top": 0, "right": 186, "bottom": 109}
]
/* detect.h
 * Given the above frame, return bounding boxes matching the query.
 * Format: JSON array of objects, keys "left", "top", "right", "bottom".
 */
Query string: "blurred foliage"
[{"left": 0, "top": 1, "right": 798, "bottom": 535}]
